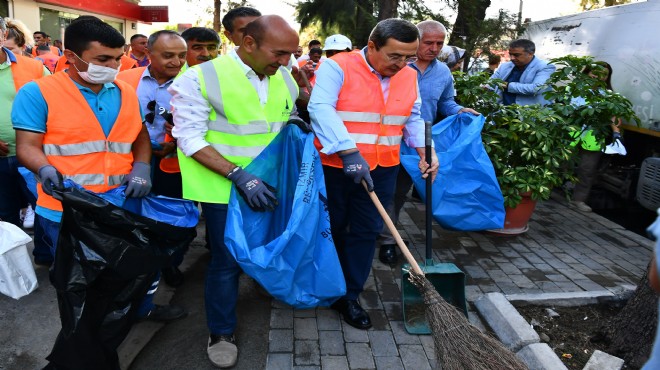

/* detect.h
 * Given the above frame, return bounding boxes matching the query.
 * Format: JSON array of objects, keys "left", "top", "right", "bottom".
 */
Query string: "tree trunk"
[
  {"left": 213, "top": 0, "right": 222, "bottom": 32},
  {"left": 606, "top": 263, "right": 658, "bottom": 368},
  {"left": 378, "top": 0, "right": 399, "bottom": 20},
  {"left": 450, "top": 0, "right": 491, "bottom": 71}
]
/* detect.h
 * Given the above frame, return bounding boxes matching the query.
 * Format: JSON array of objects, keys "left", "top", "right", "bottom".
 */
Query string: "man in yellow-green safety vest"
[{"left": 168, "top": 15, "right": 300, "bottom": 369}]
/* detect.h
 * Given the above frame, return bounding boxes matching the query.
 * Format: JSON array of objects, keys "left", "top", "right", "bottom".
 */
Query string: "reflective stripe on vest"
[
  {"left": 34, "top": 72, "right": 143, "bottom": 212},
  {"left": 314, "top": 51, "right": 417, "bottom": 169},
  {"left": 177, "top": 55, "right": 297, "bottom": 203}
]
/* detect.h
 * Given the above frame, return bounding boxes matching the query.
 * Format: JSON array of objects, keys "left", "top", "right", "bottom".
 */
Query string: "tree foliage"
[{"left": 579, "top": 0, "right": 632, "bottom": 11}]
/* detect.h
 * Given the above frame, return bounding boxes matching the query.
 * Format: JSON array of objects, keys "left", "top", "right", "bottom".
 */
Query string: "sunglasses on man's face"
[{"left": 144, "top": 100, "right": 156, "bottom": 124}]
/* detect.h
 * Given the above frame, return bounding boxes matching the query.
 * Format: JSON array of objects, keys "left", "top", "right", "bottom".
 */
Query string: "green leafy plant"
[{"left": 544, "top": 55, "right": 640, "bottom": 147}]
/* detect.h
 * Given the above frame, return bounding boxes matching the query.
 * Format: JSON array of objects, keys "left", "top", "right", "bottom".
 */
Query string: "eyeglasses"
[
  {"left": 385, "top": 53, "right": 417, "bottom": 64},
  {"left": 144, "top": 100, "right": 156, "bottom": 125}
]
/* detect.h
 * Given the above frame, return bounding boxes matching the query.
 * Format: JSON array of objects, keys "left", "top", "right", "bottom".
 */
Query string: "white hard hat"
[{"left": 323, "top": 34, "right": 352, "bottom": 51}]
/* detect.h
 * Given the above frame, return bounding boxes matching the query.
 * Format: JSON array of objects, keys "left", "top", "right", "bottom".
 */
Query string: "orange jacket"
[
  {"left": 116, "top": 66, "right": 146, "bottom": 88},
  {"left": 31, "top": 45, "right": 60, "bottom": 58},
  {"left": 314, "top": 51, "right": 418, "bottom": 169},
  {"left": 34, "top": 72, "right": 143, "bottom": 211},
  {"left": 53, "top": 55, "right": 68, "bottom": 73},
  {"left": 10, "top": 54, "right": 46, "bottom": 91},
  {"left": 120, "top": 55, "right": 138, "bottom": 71},
  {"left": 35, "top": 52, "right": 59, "bottom": 73}
]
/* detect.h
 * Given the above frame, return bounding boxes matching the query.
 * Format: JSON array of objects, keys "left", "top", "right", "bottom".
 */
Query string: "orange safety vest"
[
  {"left": 298, "top": 60, "right": 322, "bottom": 87},
  {"left": 34, "top": 72, "right": 143, "bottom": 211},
  {"left": 53, "top": 55, "right": 68, "bottom": 73},
  {"left": 35, "top": 52, "right": 59, "bottom": 73},
  {"left": 120, "top": 55, "right": 138, "bottom": 71},
  {"left": 10, "top": 54, "right": 46, "bottom": 91},
  {"left": 116, "top": 66, "right": 180, "bottom": 173},
  {"left": 31, "top": 45, "right": 60, "bottom": 58},
  {"left": 314, "top": 51, "right": 418, "bottom": 169}
]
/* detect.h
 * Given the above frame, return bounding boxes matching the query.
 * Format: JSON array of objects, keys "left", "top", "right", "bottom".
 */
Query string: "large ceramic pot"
[{"left": 487, "top": 192, "right": 537, "bottom": 235}]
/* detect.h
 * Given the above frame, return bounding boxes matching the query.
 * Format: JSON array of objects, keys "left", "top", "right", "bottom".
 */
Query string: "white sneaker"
[
  {"left": 207, "top": 334, "right": 238, "bottom": 368},
  {"left": 23, "top": 205, "right": 35, "bottom": 228}
]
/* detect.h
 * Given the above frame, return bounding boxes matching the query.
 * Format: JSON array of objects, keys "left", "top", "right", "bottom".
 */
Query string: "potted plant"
[{"left": 453, "top": 55, "right": 639, "bottom": 233}]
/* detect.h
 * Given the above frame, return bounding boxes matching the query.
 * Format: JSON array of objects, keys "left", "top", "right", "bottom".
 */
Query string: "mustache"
[{"left": 197, "top": 56, "right": 212, "bottom": 61}]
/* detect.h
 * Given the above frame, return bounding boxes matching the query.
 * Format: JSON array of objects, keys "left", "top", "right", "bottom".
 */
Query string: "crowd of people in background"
[{"left": 1, "top": 4, "right": 616, "bottom": 369}]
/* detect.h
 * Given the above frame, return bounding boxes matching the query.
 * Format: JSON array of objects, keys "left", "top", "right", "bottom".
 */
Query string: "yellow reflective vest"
[{"left": 178, "top": 55, "right": 299, "bottom": 203}]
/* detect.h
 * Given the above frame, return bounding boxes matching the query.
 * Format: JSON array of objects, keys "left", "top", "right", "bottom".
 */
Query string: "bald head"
[{"left": 239, "top": 15, "right": 299, "bottom": 77}]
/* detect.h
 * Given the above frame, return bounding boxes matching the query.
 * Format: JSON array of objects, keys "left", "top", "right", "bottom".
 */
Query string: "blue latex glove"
[
  {"left": 123, "top": 162, "right": 152, "bottom": 198},
  {"left": 227, "top": 166, "right": 278, "bottom": 211},
  {"left": 38, "top": 164, "right": 63, "bottom": 196},
  {"left": 339, "top": 151, "right": 374, "bottom": 191},
  {"left": 612, "top": 131, "right": 623, "bottom": 143}
]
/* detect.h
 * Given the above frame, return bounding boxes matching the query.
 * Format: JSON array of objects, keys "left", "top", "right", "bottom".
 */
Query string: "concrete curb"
[
  {"left": 475, "top": 291, "right": 630, "bottom": 370},
  {"left": 506, "top": 285, "right": 636, "bottom": 307}
]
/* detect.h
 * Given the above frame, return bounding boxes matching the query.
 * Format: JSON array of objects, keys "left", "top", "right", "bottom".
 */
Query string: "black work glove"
[
  {"left": 123, "top": 161, "right": 152, "bottom": 198},
  {"left": 339, "top": 151, "right": 374, "bottom": 192},
  {"left": 612, "top": 132, "right": 623, "bottom": 143},
  {"left": 287, "top": 118, "right": 312, "bottom": 134},
  {"left": 38, "top": 164, "right": 64, "bottom": 196},
  {"left": 227, "top": 167, "right": 278, "bottom": 211}
]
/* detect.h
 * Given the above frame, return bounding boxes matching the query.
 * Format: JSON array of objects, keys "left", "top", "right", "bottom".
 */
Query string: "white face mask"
[{"left": 73, "top": 53, "right": 120, "bottom": 84}]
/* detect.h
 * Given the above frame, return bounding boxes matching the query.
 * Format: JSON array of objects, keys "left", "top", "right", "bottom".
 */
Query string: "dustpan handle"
[{"left": 362, "top": 181, "right": 424, "bottom": 276}]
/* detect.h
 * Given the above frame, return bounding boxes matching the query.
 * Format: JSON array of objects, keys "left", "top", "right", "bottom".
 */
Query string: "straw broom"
[{"left": 363, "top": 182, "right": 528, "bottom": 370}]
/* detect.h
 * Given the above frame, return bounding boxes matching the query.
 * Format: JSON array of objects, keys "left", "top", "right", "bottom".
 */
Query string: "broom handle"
[{"left": 362, "top": 181, "right": 425, "bottom": 276}]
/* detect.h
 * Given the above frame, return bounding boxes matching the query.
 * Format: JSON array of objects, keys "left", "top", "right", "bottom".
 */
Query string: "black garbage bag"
[{"left": 45, "top": 185, "right": 197, "bottom": 370}]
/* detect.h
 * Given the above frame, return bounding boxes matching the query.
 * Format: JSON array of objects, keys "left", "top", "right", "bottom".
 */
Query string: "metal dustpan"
[{"left": 402, "top": 121, "right": 468, "bottom": 334}]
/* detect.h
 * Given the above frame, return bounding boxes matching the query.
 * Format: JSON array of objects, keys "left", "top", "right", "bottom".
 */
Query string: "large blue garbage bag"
[
  {"left": 225, "top": 125, "right": 346, "bottom": 309},
  {"left": 401, "top": 114, "right": 505, "bottom": 231}
]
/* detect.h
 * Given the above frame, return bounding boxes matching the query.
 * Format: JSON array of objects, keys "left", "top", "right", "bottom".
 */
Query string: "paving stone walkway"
[{"left": 265, "top": 196, "right": 654, "bottom": 370}]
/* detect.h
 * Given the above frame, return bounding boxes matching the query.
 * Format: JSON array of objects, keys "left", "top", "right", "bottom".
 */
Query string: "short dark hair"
[
  {"left": 181, "top": 27, "right": 220, "bottom": 44},
  {"left": 64, "top": 16, "right": 125, "bottom": 56},
  {"left": 488, "top": 54, "right": 501, "bottom": 65},
  {"left": 222, "top": 7, "right": 261, "bottom": 33},
  {"left": 36, "top": 44, "right": 50, "bottom": 51},
  {"left": 509, "top": 39, "right": 535, "bottom": 54},
  {"left": 369, "top": 19, "right": 419, "bottom": 49},
  {"left": 147, "top": 30, "right": 181, "bottom": 49},
  {"left": 309, "top": 47, "right": 322, "bottom": 55},
  {"left": 130, "top": 34, "right": 147, "bottom": 43},
  {"left": 33, "top": 31, "right": 47, "bottom": 38},
  {"left": 308, "top": 39, "right": 321, "bottom": 48}
]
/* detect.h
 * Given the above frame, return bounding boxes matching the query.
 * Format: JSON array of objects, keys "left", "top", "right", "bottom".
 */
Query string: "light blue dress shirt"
[
  {"left": 409, "top": 58, "right": 463, "bottom": 123},
  {"left": 136, "top": 67, "right": 175, "bottom": 143},
  {"left": 309, "top": 48, "right": 425, "bottom": 155}
]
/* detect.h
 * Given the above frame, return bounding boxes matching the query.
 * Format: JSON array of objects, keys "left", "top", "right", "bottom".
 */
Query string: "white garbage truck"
[{"left": 523, "top": 0, "right": 660, "bottom": 212}]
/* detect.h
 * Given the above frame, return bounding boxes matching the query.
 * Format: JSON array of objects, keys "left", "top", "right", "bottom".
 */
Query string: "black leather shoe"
[
  {"left": 379, "top": 244, "right": 398, "bottom": 265},
  {"left": 142, "top": 304, "right": 187, "bottom": 323},
  {"left": 331, "top": 298, "right": 372, "bottom": 329},
  {"left": 162, "top": 266, "right": 184, "bottom": 287}
]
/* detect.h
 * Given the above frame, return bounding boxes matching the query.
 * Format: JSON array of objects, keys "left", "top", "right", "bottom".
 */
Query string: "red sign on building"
[{"left": 141, "top": 6, "right": 169, "bottom": 23}]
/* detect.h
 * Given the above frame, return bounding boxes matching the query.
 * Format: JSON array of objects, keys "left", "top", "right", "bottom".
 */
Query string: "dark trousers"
[
  {"left": 379, "top": 164, "right": 414, "bottom": 244},
  {"left": 323, "top": 165, "right": 398, "bottom": 300},
  {"left": 573, "top": 148, "right": 602, "bottom": 202}
]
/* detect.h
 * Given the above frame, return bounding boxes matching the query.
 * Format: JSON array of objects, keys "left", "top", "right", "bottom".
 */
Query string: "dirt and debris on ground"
[{"left": 515, "top": 304, "right": 639, "bottom": 370}]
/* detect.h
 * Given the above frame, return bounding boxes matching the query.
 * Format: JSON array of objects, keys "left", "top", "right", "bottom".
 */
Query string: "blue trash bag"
[
  {"left": 101, "top": 185, "right": 199, "bottom": 228},
  {"left": 401, "top": 114, "right": 505, "bottom": 231},
  {"left": 225, "top": 125, "right": 346, "bottom": 309},
  {"left": 17, "top": 167, "right": 38, "bottom": 199},
  {"left": 62, "top": 180, "right": 199, "bottom": 228}
]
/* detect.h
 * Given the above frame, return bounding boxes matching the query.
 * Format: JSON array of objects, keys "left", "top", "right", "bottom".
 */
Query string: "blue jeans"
[
  {"left": 323, "top": 165, "right": 398, "bottom": 300},
  {"left": 202, "top": 202, "right": 240, "bottom": 335}
]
